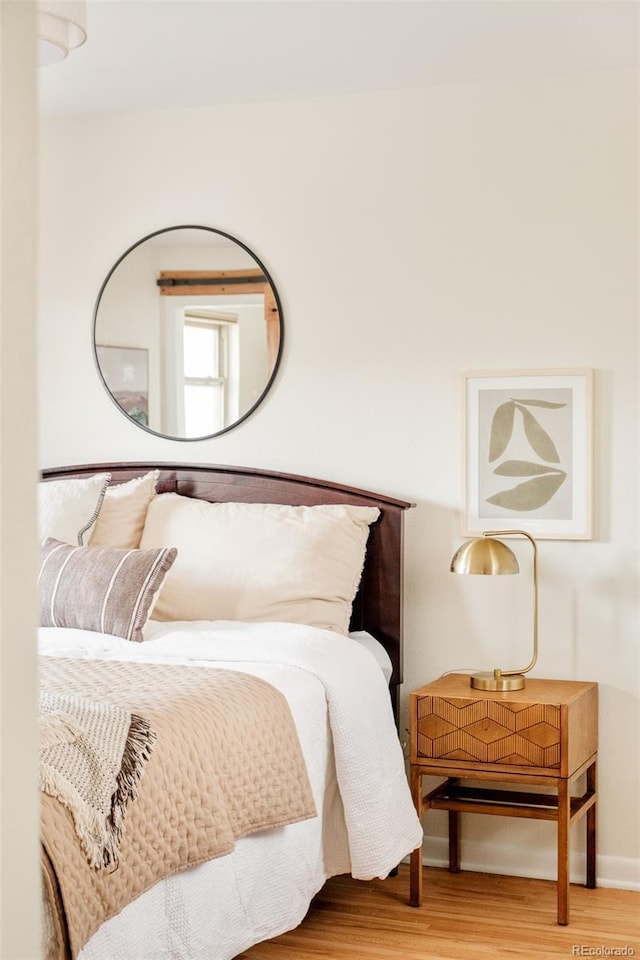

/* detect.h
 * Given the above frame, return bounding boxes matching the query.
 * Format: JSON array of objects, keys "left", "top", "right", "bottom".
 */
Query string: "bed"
[{"left": 38, "top": 462, "right": 423, "bottom": 960}]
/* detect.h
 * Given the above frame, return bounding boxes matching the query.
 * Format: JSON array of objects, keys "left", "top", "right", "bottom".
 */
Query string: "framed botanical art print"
[{"left": 462, "top": 369, "right": 593, "bottom": 540}]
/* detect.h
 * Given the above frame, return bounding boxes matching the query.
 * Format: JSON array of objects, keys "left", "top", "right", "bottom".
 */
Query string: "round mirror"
[{"left": 93, "top": 225, "right": 283, "bottom": 440}]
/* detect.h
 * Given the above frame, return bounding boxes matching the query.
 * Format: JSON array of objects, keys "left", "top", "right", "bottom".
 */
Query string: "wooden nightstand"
[{"left": 409, "top": 674, "right": 598, "bottom": 925}]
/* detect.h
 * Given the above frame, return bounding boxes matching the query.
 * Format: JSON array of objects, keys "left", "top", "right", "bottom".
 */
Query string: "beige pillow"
[
  {"left": 39, "top": 538, "right": 177, "bottom": 642},
  {"left": 140, "top": 494, "right": 379, "bottom": 634},
  {"left": 91, "top": 470, "right": 159, "bottom": 549},
  {"left": 38, "top": 473, "right": 111, "bottom": 546}
]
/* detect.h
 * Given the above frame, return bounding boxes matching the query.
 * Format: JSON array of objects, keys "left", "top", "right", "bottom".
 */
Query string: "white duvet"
[{"left": 39, "top": 620, "right": 423, "bottom": 960}]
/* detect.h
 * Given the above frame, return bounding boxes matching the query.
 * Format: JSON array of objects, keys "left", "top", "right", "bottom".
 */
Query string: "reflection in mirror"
[{"left": 93, "top": 226, "right": 283, "bottom": 440}]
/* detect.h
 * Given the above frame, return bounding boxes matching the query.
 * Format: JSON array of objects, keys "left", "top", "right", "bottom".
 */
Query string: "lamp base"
[{"left": 470, "top": 671, "right": 525, "bottom": 691}]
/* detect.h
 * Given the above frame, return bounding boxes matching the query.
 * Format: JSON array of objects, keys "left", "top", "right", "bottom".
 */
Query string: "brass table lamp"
[{"left": 450, "top": 529, "right": 538, "bottom": 691}]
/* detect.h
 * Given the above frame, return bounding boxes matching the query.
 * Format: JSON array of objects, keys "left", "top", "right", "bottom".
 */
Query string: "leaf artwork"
[
  {"left": 484, "top": 393, "right": 569, "bottom": 514},
  {"left": 514, "top": 399, "right": 566, "bottom": 409},
  {"left": 486, "top": 472, "right": 567, "bottom": 511},
  {"left": 488, "top": 401, "right": 515, "bottom": 462},
  {"left": 493, "top": 460, "right": 564, "bottom": 477},
  {"left": 515, "top": 404, "right": 561, "bottom": 463}
]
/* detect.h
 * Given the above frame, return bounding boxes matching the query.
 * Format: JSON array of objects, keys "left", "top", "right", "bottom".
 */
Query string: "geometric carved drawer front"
[{"left": 416, "top": 695, "right": 561, "bottom": 768}]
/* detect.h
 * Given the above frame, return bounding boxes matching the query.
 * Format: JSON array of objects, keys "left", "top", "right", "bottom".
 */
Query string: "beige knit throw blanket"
[{"left": 39, "top": 692, "right": 155, "bottom": 870}]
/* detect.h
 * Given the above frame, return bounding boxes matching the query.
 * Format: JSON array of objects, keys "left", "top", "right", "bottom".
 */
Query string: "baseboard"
[{"left": 415, "top": 837, "right": 640, "bottom": 891}]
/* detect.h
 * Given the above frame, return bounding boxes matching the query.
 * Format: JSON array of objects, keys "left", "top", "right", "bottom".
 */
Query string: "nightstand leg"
[
  {"left": 586, "top": 760, "right": 597, "bottom": 889},
  {"left": 409, "top": 765, "right": 423, "bottom": 907},
  {"left": 557, "top": 780, "right": 570, "bottom": 925},
  {"left": 448, "top": 810, "right": 460, "bottom": 872},
  {"left": 409, "top": 844, "right": 422, "bottom": 907}
]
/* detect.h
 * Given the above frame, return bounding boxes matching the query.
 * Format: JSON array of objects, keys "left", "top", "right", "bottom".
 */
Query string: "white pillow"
[
  {"left": 91, "top": 470, "right": 159, "bottom": 549},
  {"left": 140, "top": 493, "right": 379, "bottom": 634},
  {"left": 38, "top": 473, "right": 111, "bottom": 546}
]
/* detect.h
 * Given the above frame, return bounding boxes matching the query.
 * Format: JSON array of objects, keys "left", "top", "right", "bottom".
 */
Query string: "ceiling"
[{"left": 38, "top": 0, "right": 639, "bottom": 117}]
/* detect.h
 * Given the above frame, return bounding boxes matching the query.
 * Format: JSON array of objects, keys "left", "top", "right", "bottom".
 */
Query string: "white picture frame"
[{"left": 462, "top": 369, "right": 593, "bottom": 540}]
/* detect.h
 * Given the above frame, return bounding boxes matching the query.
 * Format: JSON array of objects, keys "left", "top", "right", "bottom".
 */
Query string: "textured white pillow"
[
  {"left": 91, "top": 470, "right": 159, "bottom": 549},
  {"left": 140, "top": 494, "right": 380, "bottom": 634},
  {"left": 38, "top": 473, "right": 111, "bottom": 546}
]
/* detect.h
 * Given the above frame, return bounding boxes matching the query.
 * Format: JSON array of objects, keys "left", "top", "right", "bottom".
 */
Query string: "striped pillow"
[{"left": 39, "top": 538, "right": 177, "bottom": 643}]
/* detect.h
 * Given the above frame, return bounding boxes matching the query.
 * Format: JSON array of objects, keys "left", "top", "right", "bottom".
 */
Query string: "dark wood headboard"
[{"left": 41, "top": 463, "right": 414, "bottom": 723}]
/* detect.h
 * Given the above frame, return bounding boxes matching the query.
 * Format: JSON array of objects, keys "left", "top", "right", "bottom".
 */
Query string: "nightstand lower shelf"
[{"left": 409, "top": 755, "right": 597, "bottom": 925}]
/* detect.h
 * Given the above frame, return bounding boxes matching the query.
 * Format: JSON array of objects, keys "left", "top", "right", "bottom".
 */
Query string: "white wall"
[
  {"left": 1, "top": 3, "right": 42, "bottom": 956},
  {"left": 38, "top": 68, "right": 639, "bottom": 888}
]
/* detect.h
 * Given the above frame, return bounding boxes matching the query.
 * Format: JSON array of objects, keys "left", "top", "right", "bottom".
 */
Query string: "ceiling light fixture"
[{"left": 37, "top": 0, "right": 87, "bottom": 66}]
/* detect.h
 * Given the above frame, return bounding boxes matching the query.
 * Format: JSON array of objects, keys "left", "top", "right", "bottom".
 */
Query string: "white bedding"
[{"left": 39, "top": 620, "right": 422, "bottom": 960}]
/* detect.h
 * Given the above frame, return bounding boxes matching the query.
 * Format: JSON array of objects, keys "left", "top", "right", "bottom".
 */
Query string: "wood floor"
[{"left": 238, "top": 864, "right": 640, "bottom": 960}]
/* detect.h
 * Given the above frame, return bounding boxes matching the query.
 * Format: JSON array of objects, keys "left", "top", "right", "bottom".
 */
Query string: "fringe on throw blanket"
[{"left": 39, "top": 694, "right": 156, "bottom": 870}]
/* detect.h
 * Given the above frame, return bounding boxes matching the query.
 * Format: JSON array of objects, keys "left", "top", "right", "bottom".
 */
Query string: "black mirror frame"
[{"left": 92, "top": 224, "right": 284, "bottom": 441}]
